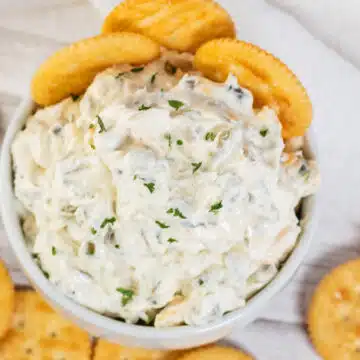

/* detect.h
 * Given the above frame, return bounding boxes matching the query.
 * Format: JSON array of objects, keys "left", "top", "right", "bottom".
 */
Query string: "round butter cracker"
[
  {"left": 102, "top": 0, "right": 235, "bottom": 53},
  {"left": 0, "top": 291, "right": 91, "bottom": 359},
  {"left": 0, "top": 260, "right": 14, "bottom": 339},
  {"left": 31, "top": 32, "right": 161, "bottom": 106},
  {"left": 194, "top": 38, "right": 312, "bottom": 138},
  {"left": 177, "top": 345, "right": 253, "bottom": 360},
  {"left": 308, "top": 259, "right": 360, "bottom": 360}
]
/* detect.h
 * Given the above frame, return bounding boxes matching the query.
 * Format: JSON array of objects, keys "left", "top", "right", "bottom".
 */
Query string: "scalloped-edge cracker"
[
  {"left": 177, "top": 345, "right": 253, "bottom": 360},
  {"left": 0, "top": 260, "right": 14, "bottom": 339},
  {"left": 308, "top": 259, "right": 360, "bottom": 360},
  {"left": 0, "top": 290, "right": 91, "bottom": 360},
  {"left": 94, "top": 339, "right": 184, "bottom": 360},
  {"left": 31, "top": 32, "right": 161, "bottom": 106},
  {"left": 194, "top": 38, "right": 312, "bottom": 138},
  {"left": 102, "top": 0, "right": 235, "bottom": 53}
]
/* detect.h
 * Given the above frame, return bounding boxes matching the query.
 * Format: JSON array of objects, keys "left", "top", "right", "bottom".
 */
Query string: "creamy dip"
[{"left": 12, "top": 54, "right": 319, "bottom": 327}]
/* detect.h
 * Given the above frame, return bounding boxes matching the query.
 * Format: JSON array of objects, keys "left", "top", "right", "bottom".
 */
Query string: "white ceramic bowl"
[{"left": 0, "top": 97, "right": 319, "bottom": 350}]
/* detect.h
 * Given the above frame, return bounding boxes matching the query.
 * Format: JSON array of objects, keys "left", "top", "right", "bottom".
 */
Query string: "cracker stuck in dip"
[{"left": 12, "top": 54, "right": 319, "bottom": 327}]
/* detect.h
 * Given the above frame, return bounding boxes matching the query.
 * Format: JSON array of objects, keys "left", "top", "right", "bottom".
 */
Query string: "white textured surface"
[{"left": 0, "top": 0, "right": 359, "bottom": 358}]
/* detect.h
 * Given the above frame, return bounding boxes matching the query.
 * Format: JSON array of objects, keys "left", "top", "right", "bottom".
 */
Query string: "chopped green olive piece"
[
  {"left": 205, "top": 132, "right": 216, "bottom": 141},
  {"left": 164, "top": 61, "right": 177, "bottom": 75},
  {"left": 86, "top": 242, "right": 95, "bottom": 255}
]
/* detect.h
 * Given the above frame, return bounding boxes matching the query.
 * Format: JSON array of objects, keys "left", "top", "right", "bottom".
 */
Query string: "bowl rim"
[{"left": 0, "top": 97, "right": 319, "bottom": 339}]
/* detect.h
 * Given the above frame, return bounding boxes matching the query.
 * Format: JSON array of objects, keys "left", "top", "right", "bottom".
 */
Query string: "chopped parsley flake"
[
  {"left": 133, "top": 175, "right": 138, "bottom": 180},
  {"left": 164, "top": 133, "right": 172, "bottom": 148},
  {"left": 167, "top": 208, "right": 186, "bottom": 219},
  {"left": 209, "top": 201, "right": 223, "bottom": 214},
  {"left": 164, "top": 61, "right": 177, "bottom": 75},
  {"left": 260, "top": 128, "right": 268, "bottom": 137},
  {"left": 138, "top": 104, "right": 152, "bottom": 111},
  {"left": 90, "top": 227, "right": 97, "bottom": 235},
  {"left": 100, "top": 217, "right": 116, "bottom": 228},
  {"left": 114, "top": 244, "right": 120, "bottom": 249},
  {"left": 131, "top": 66, "right": 144, "bottom": 73},
  {"left": 70, "top": 94, "right": 79, "bottom": 101},
  {"left": 155, "top": 220, "right": 170, "bottom": 229},
  {"left": 116, "top": 288, "right": 134, "bottom": 305},
  {"left": 90, "top": 143, "right": 96, "bottom": 150},
  {"left": 144, "top": 182, "right": 155, "bottom": 193},
  {"left": 191, "top": 162, "right": 202, "bottom": 173},
  {"left": 115, "top": 72, "right": 126, "bottom": 79},
  {"left": 205, "top": 132, "right": 216, "bottom": 141},
  {"left": 51, "top": 246, "right": 57, "bottom": 256},
  {"left": 168, "top": 100, "right": 184, "bottom": 110},
  {"left": 89, "top": 124, "right": 95, "bottom": 129},
  {"left": 96, "top": 115, "right": 106, "bottom": 133},
  {"left": 150, "top": 72, "right": 158, "bottom": 84},
  {"left": 42, "top": 270, "right": 50, "bottom": 279},
  {"left": 167, "top": 208, "right": 174, "bottom": 214},
  {"left": 86, "top": 242, "right": 95, "bottom": 255},
  {"left": 168, "top": 238, "right": 177, "bottom": 243},
  {"left": 177, "top": 139, "right": 183, "bottom": 145},
  {"left": 198, "top": 279, "right": 204, "bottom": 286},
  {"left": 32, "top": 253, "right": 40, "bottom": 260}
]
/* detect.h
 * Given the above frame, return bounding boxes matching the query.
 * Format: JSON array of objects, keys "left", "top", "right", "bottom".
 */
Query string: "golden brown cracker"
[
  {"left": 0, "top": 290, "right": 91, "bottom": 359},
  {"left": 0, "top": 260, "right": 14, "bottom": 339},
  {"left": 31, "top": 32, "right": 161, "bottom": 106},
  {"left": 177, "top": 345, "right": 253, "bottom": 360},
  {"left": 194, "top": 38, "right": 312, "bottom": 138},
  {"left": 308, "top": 259, "right": 360, "bottom": 360},
  {"left": 102, "top": 0, "right": 235, "bottom": 53},
  {"left": 94, "top": 338, "right": 183, "bottom": 360}
]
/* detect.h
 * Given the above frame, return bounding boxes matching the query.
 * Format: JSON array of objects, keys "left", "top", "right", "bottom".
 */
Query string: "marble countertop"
[{"left": 1, "top": 0, "right": 360, "bottom": 358}]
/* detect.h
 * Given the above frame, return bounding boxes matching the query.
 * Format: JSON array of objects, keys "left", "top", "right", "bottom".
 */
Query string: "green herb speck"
[
  {"left": 260, "top": 128, "right": 268, "bottom": 137},
  {"left": 42, "top": 270, "right": 50, "bottom": 279},
  {"left": 115, "top": 72, "right": 126, "bottom": 79},
  {"left": 89, "top": 124, "right": 95, "bottom": 129},
  {"left": 138, "top": 104, "right": 152, "bottom": 111},
  {"left": 97, "top": 115, "right": 106, "bottom": 133},
  {"left": 133, "top": 175, "right": 138, "bottom": 180},
  {"left": 177, "top": 139, "right": 183, "bottom": 145},
  {"left": 168, "top": 100, "right": 184, "bottom": 111},
  {"left": 191, "top": 162, "right": 202, "bottom": 173},
  {"left": 150, "top": 72, "right": 158, "bottom": 84},
  {"left": 100, "top": 217, "right": 116, "bottom": 229},
  {"left": 144, "top": 182, "right": 155, "bottom": 193},
  {"left": 168, "top": 238, "right": 177, "bottom": 243},
  {"left": 164, "top": 133, "right": 172, "bottom": 148},
  {"left": 209, "top": 200, "right": 223, "bottom": 214},
  {"left": 131, "top": 66, "right": 144, "bottom": 73},
  {"left": 51, "top": 246, "right": 57, "bottom": 256},
  {"left": 198, "top": 279, "right": 204, "bottom": 286},
  {"left": 115, "top": 244, "right": 120, "bottom": 249},
  {"left": 173, "top": 208, "right": 186, "bottom": 219},
  {"left": 116, "top": 288, "right": 134, "bottom": 305},
  {"left": 167, "top": 208, "right": 174, "bottom": 214},
  {"left": 90, "top": 227, "right": 97, "bottom": 235},
  {"left": 155, "top": 220, "right": 170, "bottom": 229}
]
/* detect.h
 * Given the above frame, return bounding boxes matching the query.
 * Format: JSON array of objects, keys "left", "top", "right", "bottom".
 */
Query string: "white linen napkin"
[{"left": 266, "top": 0, "right": 360, "bottom": 69}]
